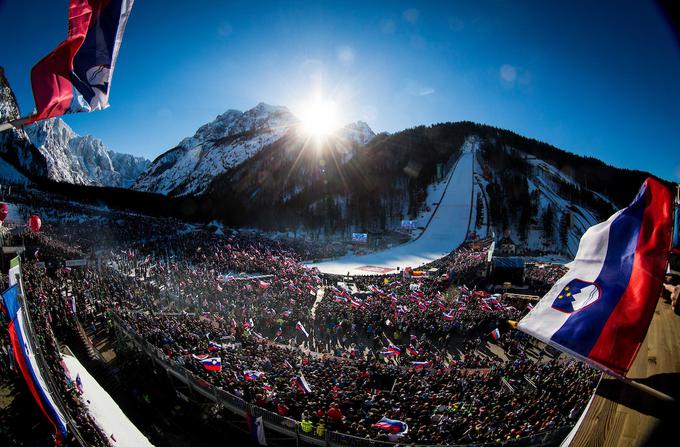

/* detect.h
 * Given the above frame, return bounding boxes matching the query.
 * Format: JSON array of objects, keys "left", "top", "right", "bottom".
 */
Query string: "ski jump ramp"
[{"left": 308, "top": 139, "right": 477, "bottom": 276}]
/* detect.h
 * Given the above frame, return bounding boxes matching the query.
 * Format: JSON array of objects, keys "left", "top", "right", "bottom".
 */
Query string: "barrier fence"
[{"left": 110, "top": 313, "right": 573, "bottom": 447}]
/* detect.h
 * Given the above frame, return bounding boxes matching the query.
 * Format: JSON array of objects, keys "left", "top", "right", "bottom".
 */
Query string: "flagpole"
[
  {"left": 0, "top": 116, "right": 33, "bottom": 133},
  {"left": 618, "top": 376, "right": 675, "bottom": 402}
]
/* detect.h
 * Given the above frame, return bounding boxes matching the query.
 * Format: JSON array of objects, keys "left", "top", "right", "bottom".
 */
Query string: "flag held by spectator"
[
  {"left": 518, "top": 178, "right": 673, "bottom": 376},
  {"left": 295, "top": 321, "right": 309, "bottom": 337},
  {"left": 244, "top": 370, "right": 264, "bottom": 381},
  {"left": 24, "top": 0, "right": 135, "bottom": 125},
  {"left": 490, "top": 328, "right": 501, "bottom": 340},
  {"left": 200, "top": 357, "right": 222, "bottom": 371},
  {"left": 208, "top": 341, "right": 222, "bottom": 351},
  {"left": 373, "top": 417, "right": 408, "bottom": 435},
  {"left": 293, "top": 375, "right": 312, "bottom": 393},
  {"left": 386, "top": 343, "right": 401, "bottom": 355}
]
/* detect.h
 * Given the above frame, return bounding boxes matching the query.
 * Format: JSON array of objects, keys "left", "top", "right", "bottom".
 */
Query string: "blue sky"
[{"left": 1, "top": 1, "right": 679, "bottom": 180}]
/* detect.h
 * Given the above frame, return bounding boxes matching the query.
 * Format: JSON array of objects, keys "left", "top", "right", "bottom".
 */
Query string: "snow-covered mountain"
[
  {"left": 25, "top": 118, "right": 150, "bottom": 188},
  {"left": 0, "top": 67, "right": 48, "bottom": 181},
  {"left": 134, "top": 103, "right": 375, "bottom": 196}
]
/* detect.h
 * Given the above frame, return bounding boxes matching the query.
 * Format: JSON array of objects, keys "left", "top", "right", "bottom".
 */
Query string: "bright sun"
[{"left": 299, "top": 98, "right": 341, "bottom": 137}]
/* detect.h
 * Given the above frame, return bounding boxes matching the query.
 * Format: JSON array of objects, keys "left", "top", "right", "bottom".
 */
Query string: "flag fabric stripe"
[
  {"left": 8, "top": 321, "right": 64, "bottom": 441},
  {"left": 15, "top": 310, "right": 69, "bottom": 439},
  {"left": 588, "top": 180, "right": 672, "bottom": 372},
  {"left": 673, "top": 198, "right": 680, "bottom": 252},
  {"left": 29, "top": 0, "right": 92, "bottom": 123},
  {"left": 28, "top": 0, "right": 134, "bottom": 124}
]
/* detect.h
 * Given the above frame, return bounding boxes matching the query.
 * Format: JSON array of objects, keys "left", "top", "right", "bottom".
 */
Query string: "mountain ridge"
[
  {"left": 25, "top": 118, "right": 150, "bottom": 188},
  {"left": 133, "top": 102, "right": 377, "bottom": 196}
]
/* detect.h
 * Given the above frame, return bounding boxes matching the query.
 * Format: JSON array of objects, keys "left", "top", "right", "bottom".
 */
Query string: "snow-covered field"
[
  {"left": 62, "top": 354, "right": 154, "bottom": 447},
  {"left": 308, "top": 138, "right": 477, "bottom": 275}
]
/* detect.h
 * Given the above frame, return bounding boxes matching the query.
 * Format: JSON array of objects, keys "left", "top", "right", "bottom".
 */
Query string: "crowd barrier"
[{"left": 110, "top": 313, "right": 573, "bottom": 447}]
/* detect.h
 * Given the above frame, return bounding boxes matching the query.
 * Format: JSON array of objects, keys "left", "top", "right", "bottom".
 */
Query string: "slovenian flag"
[
  {"left": 386, "top": 343, "right": 401, "bottom": 354},
  {"left": 244, "top": 370, "right": 264, "bottom": 381},
  {"left": 208, "top": 341, "right": 222, "bottom": 351},
  {"left": 442, "top": 311, "right": 455, "bottom": 321},
  {"left": 518, "top": 178, "right": 673, "bottom": 376},
  {"left": 1, "top": 284, "right": 69, "bottom": 442},
  {"left": 349, "top": 297, "right": 364, "bottom": 308},
  {"left": 295, "top": 321, "right": 309, "bottom": 337},
  {"left": 490, "top": 328, "right": 501, "bottom": 340},
  {"left": 411, "top": 361, "right": 429, "bottom": 369},
  {"left": 200, "top": 357, "right": 222, "bottom": 371},
  {"left": 373, "top": 417, "right": 409, "bottom": 435},
  {"left": 192, "top": 353, "right": 209, "bottom": 361},
  {"left": 293, "top": 375, "right": 312, "bottom": 393},
  {"left": 24, "top": 0, "right": 135, "bottom": 125}
]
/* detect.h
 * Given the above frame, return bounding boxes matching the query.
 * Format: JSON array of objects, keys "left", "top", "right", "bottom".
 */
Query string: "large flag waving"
[
  {"left": 518, "top": 178, "right": 673, "bottom": 376},
  {"left": 23, "top": 0, "right": 134, "bottom": 125},
  {"left": 1, "top": 284, "right": 69, "bottom": 443}
]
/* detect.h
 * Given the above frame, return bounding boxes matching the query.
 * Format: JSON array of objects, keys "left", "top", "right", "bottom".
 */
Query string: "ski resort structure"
[{"left": 308, "top": 139, "right": 477, "bottom": 275}]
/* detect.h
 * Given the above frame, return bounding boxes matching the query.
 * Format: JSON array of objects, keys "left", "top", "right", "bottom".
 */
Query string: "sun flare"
[{"left": 299, "top": 98, "right": 341, "bottom": 137}]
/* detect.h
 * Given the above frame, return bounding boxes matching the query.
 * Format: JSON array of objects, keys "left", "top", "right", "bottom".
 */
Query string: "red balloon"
[
  {"left": 28, "top": 215, "right": 41, "bottom": 233},
  {"left": 0, "top": 203, "right": 8, "bottom": 222}
]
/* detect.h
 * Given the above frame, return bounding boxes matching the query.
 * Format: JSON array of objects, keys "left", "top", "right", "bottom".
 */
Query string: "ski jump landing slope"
[{"left": 308, "top": 138, "right": 477, "bottom": 276}]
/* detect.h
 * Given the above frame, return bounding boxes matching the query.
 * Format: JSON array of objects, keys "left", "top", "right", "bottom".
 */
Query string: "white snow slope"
[
  {"left": 62, "top": 354, "right": 154, "bottom": 447},
  {"left": 308, "top": 137, "right": 477, "bottom": 275}
]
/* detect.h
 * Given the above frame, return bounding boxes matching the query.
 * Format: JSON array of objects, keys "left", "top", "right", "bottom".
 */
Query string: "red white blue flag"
[
  {"left": 244, "top": 370, "right": 265, "bottom": 381},
  {"left": 293, "top": 375, "right": 312, "bottom": 393},
  {"left": 200, "top": 357, "right": 222, "bottom": 371},
  {"left": 1, "top": 284, "right": 69, "bottom": 443},
  {"left": 295, "top": 321, "right": 309, "bottom": 337},
  {"left": 518, "top": 178, "right": 673, "bottom": 376},
  {"left": 490, "top": 328, "right": 501, "bottom": 341},
  {"left": 373, "top": 417, "right": 409, "bottom": 435},
  {"left": 26, "top": 0, "right": 134, "bottom": 124}
]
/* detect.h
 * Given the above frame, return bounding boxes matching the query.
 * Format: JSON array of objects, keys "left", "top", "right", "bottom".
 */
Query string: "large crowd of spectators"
[
  {"left": 0, "top": 189, "right": 598, "bottom": 446},
  {"left": 0, "top": 269, "right": 113, "bottom": 446}
]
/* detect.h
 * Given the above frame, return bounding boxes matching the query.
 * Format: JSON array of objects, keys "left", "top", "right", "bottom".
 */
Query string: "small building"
[{"left": 498, "top": 236, "right": 517, "bottom": 255}]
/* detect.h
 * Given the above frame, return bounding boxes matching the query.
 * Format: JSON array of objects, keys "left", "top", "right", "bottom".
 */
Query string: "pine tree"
[
  {"left": 542, "top": 205, "right": 555, "bottom": 244},
  {"left": 559, "top": 212, "right": 571, "bottom": 248},
  {"left": 475, "top": 193, "right": 484, "bottom": 229}
]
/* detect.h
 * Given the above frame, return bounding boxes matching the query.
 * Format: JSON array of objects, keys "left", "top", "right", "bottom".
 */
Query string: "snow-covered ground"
[
  {"left": 308, "top": 137, "right": 477, "bottom": 275},
  {"left": 62, "top": 354, "right": 154, "bottom": 447}
]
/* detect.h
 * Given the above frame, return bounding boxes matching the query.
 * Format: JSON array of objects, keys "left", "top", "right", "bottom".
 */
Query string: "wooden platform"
[{"left": 568, "top": 297, "right": 680, "bottom": 446}]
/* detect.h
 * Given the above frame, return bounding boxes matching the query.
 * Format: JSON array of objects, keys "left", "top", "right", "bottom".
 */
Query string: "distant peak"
[{"left": 248, "top": 102, "right": 291, "bottom": 115}]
